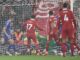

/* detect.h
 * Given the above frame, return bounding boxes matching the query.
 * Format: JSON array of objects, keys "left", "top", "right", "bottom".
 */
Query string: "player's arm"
[
  {"left": 3, "top": 21, "right": 10, "bottom": 34},
  {"left": 70, "top": 11, "right": 77, "bottom": 29},
  {"left": 73, "top": 19, "right": 77, "bottom": 30},
  {"left": 3, "top": 26, "right": 11, "bottom": 38}
]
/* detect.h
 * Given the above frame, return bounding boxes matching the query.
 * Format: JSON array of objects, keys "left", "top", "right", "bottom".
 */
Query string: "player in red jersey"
[
  {"left": 57, "top": 3, "right": 80, "bottom": 56},
  {"left": 45, "top": 11, "right": 60, "bottom": 55},
  {"left": 22, "top": 15, "right": 42, "bottom": 55}
]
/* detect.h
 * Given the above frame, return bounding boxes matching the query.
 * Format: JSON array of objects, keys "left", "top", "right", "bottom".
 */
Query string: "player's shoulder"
[
  {"left": 63, "top": 9, "right": 72, "bottom": 12},
  {"left": 26, "top": 19, "right": 34, "bottom": 23},
  {"left": 25, "top": 19, "right": 30, "bottom": 22},
  {"left": 68, "top": 10, "right": 73, "bottom": 13}
]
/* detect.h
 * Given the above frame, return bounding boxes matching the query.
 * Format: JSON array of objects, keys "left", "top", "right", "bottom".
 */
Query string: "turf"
[{"left": 0, "top": 55, "right": 80, "bottom": 60}]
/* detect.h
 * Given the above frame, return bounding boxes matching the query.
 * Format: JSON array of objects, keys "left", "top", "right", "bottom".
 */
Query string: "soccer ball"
[{"left": 58, "top": 52, "right": 63, "bottom": 56}]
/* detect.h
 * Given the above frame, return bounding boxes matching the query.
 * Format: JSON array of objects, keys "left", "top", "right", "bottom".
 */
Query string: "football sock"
[
  {"left": 61, "top": 43, "right": 67, "bottom": 57},
  {"left": 70, "top": 43, "right": 74, "bottom": 56}
]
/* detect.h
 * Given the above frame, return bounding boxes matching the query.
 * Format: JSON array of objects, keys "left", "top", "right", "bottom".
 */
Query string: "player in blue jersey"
[{"left": 3, "top": 16, "right": 19, "bottom": 56}]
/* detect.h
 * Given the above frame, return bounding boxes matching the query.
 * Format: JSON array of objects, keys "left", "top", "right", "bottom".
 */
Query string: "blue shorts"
[{"left": 59, "top": 25, "right": 62, "bottom": 33}]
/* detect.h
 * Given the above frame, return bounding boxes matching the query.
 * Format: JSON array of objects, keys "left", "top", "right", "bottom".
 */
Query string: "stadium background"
[{"left": 0, "top": 0, "right": 80, "bottom": 60}]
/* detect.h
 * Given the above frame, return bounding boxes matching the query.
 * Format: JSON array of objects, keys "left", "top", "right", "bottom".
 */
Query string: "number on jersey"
[
  {"left": 27, "top": 24, "right": 32, "bottom": 30},
  {"left": 64, "top": 14, "right": 69, "bottom": 21}
]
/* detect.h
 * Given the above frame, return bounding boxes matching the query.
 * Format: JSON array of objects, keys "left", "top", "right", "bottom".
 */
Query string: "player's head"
[
  {"left": 49, "top": 11, "right": 53, "bottom": 16},
  {"left": 30, "top": 15, "right": 35, "bottom": 20},
  {"left": 31, "top": 15, "right": 35, "bottom": 19},
  {"left": 63, "top": 2, "right": 68, "bottom": 8}
]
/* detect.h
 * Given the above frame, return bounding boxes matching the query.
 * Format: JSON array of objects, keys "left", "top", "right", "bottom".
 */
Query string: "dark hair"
[
  {"left": 63, "top": 3, "right": 68, "bottom": 8},
  {"left": 49, "top": 11, "right": 53, "bottom": 16},
  {"left": 31, "top": 15, "right": 35, "bottom": 18}
]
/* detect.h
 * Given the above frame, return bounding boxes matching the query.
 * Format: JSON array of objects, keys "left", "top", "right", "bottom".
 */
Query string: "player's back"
[
  {"left": 59, "top": 8, "right": 74, "bottom": 28},
  {"left": 25, "top": 19, "right": 36, "bottom": 33}
]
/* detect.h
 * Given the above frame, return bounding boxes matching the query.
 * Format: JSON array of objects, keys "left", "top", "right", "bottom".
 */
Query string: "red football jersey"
[
  {"left": 49, "top": 16, "right": 58, "bottom": 32},
  {"left": 58, "top": 8, "right": 75, "bottom": 29},
  {"left": 23, "top": 19, "right": 37, "bottom": 33}
]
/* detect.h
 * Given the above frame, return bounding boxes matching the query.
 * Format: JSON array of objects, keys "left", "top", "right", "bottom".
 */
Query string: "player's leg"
[
  {"left": 8, "top": 39, "right": 15, "bottom": 50},
  {"left": 8, "top": 33, "right": 20, "bottom": 56},
  {"left": 69, "top": 29, "right": 75, "bottom": 56},
  {"left": 53, "top": 33, "right": 61, "bottom": 46},
  {"left": 27, "top": 36, "right": 32, "bottom": 55},
  {"left": 45, "top": 34, "right": 52, "bottom": 55},
  {"left": 32, "top": 35, "right": 41, "bottom": 55},
  {"left": 5, "top": 33, "right": 16, "bottom": 56},
  {"left": 27, "top": 37, "right": 31, "bottom": 49},
  {"left": 46, "top": 35, "right": 50, "bottom": 51},
  {"left": 6, "top": 38, "right": 16, "bottom": 56},
  {"left": 69, "top": 32, "right": 80, "bottom": 56},
  {"left": 61, "top": 30, "right": 67, "bottom": 57},
  {"left": 70, "top": 38, "right": 75, "bottom": 56},
  {"left": 69, "top": 29, "right": 77, "bottom": 56},
  {"left": 26, "top": 33, "right": 32, "bottom": 53},
  {"left": 73, "top": 33, "right": 80, "bottom": 54}
]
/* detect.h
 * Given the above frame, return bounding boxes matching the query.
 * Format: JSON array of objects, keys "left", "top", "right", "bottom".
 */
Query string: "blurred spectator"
[{"left": 14, "top": 28, "right": 23, "bottom": 44}]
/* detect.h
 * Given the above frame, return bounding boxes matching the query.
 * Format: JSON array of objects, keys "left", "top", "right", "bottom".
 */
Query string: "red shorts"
[
  {"left": 27, "top": 33, "right": 37, "bottom": 43},
  {"left": 62, "top": 28, "right": 74, "bottom": 40}
]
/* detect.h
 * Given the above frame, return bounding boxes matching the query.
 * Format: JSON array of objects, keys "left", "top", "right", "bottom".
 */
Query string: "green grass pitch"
[{"left": 0, "top": 55, "right": 80, "bottom": 60}]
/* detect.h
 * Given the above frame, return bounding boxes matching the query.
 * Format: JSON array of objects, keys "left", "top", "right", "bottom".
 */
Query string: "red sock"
[
  {"left": 35, "top": 44, "right": 40, "bottom": 53},
  {"left": 70, "top": 43, "right": 75, "bottom": 56},
  {"left": 73, "top": 37, "right": 80, "bottom": 51},
  {"left": 61, "top": 43, "right": 67, "bottom": 57},
  {"left": 27, "top": 39, "right": 31, "bottom": 48},
  {"left": 35, "top": 44, "right": 39, "bottom": 50},
  {"left": 46, "top": 41, "right": 50, "bottom": 51}
]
